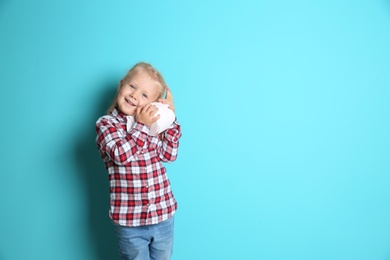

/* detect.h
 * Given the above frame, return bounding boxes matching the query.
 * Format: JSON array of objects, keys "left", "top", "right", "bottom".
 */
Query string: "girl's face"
[{"left": 116, "top": 71, "right": 161, "bottom": 116}]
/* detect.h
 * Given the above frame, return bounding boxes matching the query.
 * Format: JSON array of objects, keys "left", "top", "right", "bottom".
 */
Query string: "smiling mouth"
[{"left": 126, "top": 99, "right": 136, "bottom": 106}]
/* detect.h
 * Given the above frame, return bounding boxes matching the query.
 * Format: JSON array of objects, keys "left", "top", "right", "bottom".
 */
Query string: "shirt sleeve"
[
  {"left": 159, "top": 121, "right": 182, "bottom": 162},
  {"left": 96, "top": 116, "right": 150, "bottom": 166}
]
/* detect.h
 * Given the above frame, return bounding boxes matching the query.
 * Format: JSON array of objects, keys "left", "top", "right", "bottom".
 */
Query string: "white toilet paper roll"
[{"left": 149, "top": 102, "right": 175, "bottom": 136}]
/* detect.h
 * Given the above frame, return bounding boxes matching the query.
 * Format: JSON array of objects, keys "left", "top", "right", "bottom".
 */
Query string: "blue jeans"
[{"left": 115, "top": 217, "right": 174, "bottom": 260}]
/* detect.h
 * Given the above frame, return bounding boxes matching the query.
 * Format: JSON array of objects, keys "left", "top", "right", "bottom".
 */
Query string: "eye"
[
  {"left": 142, "top": 93, "right": 148, "bottom": 98},
  {"left": 129, "top": 84, "right": 135, "bottom": 89}
]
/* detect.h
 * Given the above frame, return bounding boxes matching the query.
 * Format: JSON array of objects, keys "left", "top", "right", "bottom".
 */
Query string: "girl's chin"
[
  {"left": 125, "top": 110, "right": 136, "bottom": 116},
  {"left": 118, "top": 106, "right": 136, "bottom": 116}
]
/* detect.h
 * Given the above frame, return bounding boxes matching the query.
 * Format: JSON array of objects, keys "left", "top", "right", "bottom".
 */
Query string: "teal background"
[{"left": 1, "top": 0, "right": 390, "bottom": 259}]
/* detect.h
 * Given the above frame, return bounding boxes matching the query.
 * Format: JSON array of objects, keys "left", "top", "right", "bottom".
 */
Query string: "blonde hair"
[{"left": 107, "top": 62, "right": 168, "bottom": 113}]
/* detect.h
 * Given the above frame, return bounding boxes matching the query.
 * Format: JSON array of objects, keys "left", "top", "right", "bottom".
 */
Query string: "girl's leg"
[
  {"left": 115, "top": 224, "right": 150, "bottom": 260},
  {"left": 149, "top": 217, "right": 174, "bottom": 260}
]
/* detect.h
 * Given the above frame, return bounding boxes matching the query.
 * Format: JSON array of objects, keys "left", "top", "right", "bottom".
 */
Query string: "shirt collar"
[
  {"left": 112, "top": 109, "right": 135, "bottom": 125},
  {"left": 112, "top": 109, "right": 127, "bottom": 120}
]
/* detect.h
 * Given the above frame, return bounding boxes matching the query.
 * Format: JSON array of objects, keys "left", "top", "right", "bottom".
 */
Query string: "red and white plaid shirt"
[{"left": 96, "top": 109, "right": 182, "bottom": 227}]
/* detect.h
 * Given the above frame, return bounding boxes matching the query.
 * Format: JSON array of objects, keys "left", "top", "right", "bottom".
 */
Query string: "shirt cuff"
[{"left": 165, "top": 122, "right": 181, "bottom": 143}]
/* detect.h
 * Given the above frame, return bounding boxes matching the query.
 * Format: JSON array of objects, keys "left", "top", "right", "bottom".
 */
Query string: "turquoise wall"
[{"left": 1, "top": 0, "right": 390, "bottom": 259}]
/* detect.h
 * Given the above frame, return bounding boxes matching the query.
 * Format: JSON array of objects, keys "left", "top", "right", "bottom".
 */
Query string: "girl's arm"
[
  {"left": 157, "top": 88, "right": 182, "bottom": 162},
  {"left": 159, "top": 121, "right": 182, "bottom": 162},
  {"left": 96, "top": 116, "right": 150, "bottom": 166}
]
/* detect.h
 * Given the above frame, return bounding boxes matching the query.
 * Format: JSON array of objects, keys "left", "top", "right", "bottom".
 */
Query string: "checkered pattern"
[{"left": 96, "top": 109, "right": 182, "bottom": 227}]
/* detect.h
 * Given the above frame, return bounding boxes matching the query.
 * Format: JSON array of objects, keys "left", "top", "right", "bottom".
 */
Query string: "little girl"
[{"left": 95, "top": 62, "right": 182, "bottom": 260}]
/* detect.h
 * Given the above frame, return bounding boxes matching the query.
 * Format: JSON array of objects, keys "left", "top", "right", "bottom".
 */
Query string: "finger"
[
  {"left": 136, "top": 106, "right": 142, "bottom": 114},
  {"left": 158, "top": 99, "right": 174, "bottom": 111},
  {"left": 152, "top": 114, "right": 161, "bottom": 122},
  {"left": 150, "top": 107, "right": 159, "bottom": 116},
  {"left": 142, "top": 104, "right": 152, "bottom": 113},
  {"left": 148, "top": 104, "right": 158, "bottom": 112}
]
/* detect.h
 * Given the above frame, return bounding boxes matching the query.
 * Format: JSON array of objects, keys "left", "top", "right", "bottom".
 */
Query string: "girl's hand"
[
  {"left": 158, "top": 88, "right": 175, "bottom": 111},
  {"left": 135, "top": 104, "right": 160, "bottom": 126}
]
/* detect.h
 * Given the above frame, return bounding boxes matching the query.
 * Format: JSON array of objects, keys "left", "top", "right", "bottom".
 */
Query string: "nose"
[{"left": 130, "top": 90, "right": 139, "bottom": 100}]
